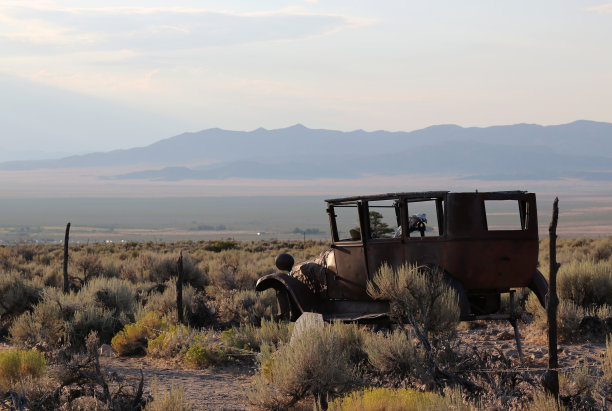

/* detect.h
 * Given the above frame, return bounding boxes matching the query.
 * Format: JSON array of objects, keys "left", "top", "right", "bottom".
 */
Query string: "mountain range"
[{"left": 1, "top": 120, "right": 611, "bottom": 181}]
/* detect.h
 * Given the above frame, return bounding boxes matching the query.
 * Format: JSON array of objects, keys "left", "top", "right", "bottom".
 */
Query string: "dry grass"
[
  {"left": 145, "top": 381, "right": 195, "bottom": 411},
  {"left": 0, "top": 349, "right": 46, "bottom": 390},
  {"left": 329, "top": 387, "right": 471, "bottom": 411}
]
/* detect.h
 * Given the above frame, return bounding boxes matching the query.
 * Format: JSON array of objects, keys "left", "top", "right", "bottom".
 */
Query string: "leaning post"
[
  {"left": 543, "top": 197, "right": 560, "bottom": 398},
  {"left": 177, "top": 251, "right": 184, "bottom": 324},
  {"left": 63, "top": 222, "right": 71, "bottom": 293}
]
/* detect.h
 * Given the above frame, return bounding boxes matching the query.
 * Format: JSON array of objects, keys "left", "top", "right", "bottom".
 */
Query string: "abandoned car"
[{"left": 256, "top": 191, "right": 548, "bottom": 323}]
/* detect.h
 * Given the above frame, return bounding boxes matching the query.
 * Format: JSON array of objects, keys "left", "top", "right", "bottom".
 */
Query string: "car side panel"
[{"left": 329, "top": 243, "right": 369, "bottom": 300}]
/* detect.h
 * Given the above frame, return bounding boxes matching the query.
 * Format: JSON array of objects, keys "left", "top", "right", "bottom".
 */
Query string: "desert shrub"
[
  {"left": 204, "top": 239, "right": 237, "bottom": 252},
  {"left": 222, "top": 319, "right": 292, "bottom": 352},
  {"left": 525, "top": 294, "right": 611, "bottom": 342},
  {"left": 248, "top": 323, "right": 358, "bottom": 408},
  {"left": 0, "top": 271, "right": 42, "bottom": 317},
  {"left": 15, "top": 245, "right": 36, "bottom": 262},
  {"left": 368, "top": 264, "right": 459, "bottom": 336},
  {"left": 221, "top": 326, "right": 259, "bottom": 351},
  {"left": 42, "top": 266, "right": 63, "bottom": 288},
  {"left": 184, "top": 332, "right": 231, "bottom": 367},
  {"left": 147, "top": 324, "right": 194, "bottom": 358},
  {"left": 0, "top": 349, "right": 46, "bottom": 389},
  {"left": 75, "top": 255, "right": 104, "bottom": 280},
  {"left": 9, "top": 279, "right": 136, "bottom": 349},
  {"left": 593, "top": 240, "right": 612, "bottom": 262},
  {"left": 558, "top": 260, "right": 612, "bottom": 307},
  {"left": 556, "top": 300, "right": 585, "bottom": 340},
  {"left": 558, "top": 365, "right": 598, "bottom": 409},
  {"left": 112, "top": 311, "right": 168, "bottom": 356},
  {"left": 80, "top": 276, "right": 136, "bottom": 318},
  {"left": 143, "top": 280, "right": 196, "bottom": 324},
  {"left": 258, "top": 318, "right": 292, "bottom": 349},
  {"left": 145, "top": 381, "right": 195, "bottom": 411},
  {"left": 329, "top": 387, "right": 469, "bottom": 411},
  {"left": 138, "top": 253, "right": 206, "bottom": 288},
  {"left": 211, "top": 288, "right": 277, "bottom": 326},
  {"left": 67, "top": 305, "right": 116, "bottom": 348},
  {"left": 202, "top": 250, "right": 269, "bottom": 291},
  {"left": 364, "top": 329, "right": 420, "bottom": 375},
  {"left": 367, "top": 263, "right": 459, "bottom": 359},
  {"left": 9, "top": 300, "right": 64, "bottom": 348}
]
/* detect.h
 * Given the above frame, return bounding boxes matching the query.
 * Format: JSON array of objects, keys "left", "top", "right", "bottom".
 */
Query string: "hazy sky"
[{"left": 1, "top": 0, "right": 612, "bottom": 156}]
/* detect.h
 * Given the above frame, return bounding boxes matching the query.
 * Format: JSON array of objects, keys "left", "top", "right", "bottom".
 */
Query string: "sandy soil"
[
  {"left": 100, "top": 356, "right": 254, "bottom": 411},
  {"left": 459, "top": 322, "right": 606, "bottom": 369}
]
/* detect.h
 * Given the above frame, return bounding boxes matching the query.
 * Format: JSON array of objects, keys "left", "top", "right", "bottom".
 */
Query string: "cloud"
[
  {"left": 0, "top": 4, "right": 370, "bottom": 51},
  {"left": 587, "top": 3, "right": 612, "bottom": 13}
]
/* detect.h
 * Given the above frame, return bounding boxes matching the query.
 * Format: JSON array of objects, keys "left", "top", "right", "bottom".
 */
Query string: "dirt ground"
[{"left": 100, "top": 356, "right": 255, "bottom": 411}]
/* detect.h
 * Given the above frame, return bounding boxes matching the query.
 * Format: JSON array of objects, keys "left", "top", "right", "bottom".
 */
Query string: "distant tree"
[{"left": 369, "top": 211, "right": 395, "bottom": 238}]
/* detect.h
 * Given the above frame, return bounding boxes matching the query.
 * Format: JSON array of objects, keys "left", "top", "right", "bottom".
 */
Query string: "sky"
[{"left": 1, "top": 0, "right": 612, "bottom": 157}]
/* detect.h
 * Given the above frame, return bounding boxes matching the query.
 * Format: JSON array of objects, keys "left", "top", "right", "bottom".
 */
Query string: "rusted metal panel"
[{"left": 329, "top": 243, "right": 369, "bottom": 300}]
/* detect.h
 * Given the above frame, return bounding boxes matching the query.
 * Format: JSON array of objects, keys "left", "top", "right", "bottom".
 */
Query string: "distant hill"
[{"left": 2, "top": 121, "right": 611, "bottom": 181}]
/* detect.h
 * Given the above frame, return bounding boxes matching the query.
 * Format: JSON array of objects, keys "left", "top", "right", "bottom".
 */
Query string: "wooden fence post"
[
  {"left": 63, "top": 222, "right": 71, "bottom": 293},
  {"left": 177, "top": 251, "right": 184, "bottom": 324},
  {"left": 543, "top": 198, "right": 560, "bottom": 398}
]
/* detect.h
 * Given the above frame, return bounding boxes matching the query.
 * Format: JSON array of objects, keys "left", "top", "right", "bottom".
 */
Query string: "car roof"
[{"left": 325, "top": 190, "right": 527, "bottom": 204}]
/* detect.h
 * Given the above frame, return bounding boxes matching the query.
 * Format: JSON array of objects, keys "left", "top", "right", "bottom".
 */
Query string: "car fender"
[
  {"left": 255, "top": 273, "right": 319, "bottom": 314},
  {"left": 528, "top": 269, "right": 548, "bottom": 309}
]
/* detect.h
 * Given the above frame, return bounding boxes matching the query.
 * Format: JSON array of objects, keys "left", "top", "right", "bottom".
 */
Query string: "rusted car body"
[{"left": 256, "top": 191, "right": 548, "bottom": 322}]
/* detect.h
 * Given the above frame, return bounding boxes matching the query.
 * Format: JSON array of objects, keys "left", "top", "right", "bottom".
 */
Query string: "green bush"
[
  {"left": 329, "top": 387, "right": 469, "bottom": 411},
  {"left": 364, "top": 329, "right": 420, "bottom": 375},
  {"left": 221, "top": 326, "right": 258, "bottom": 351},
  {"left": 184, "top": 332, "right": 231, "bottom": 367},
  {"left": 147, "top": 324, "right": 193, "bottom": 358},
  {"left": 111, "top": 311, "right": 168, "bottom": 356},
  {"left": 558, "top": 260, "right": 612, "bottom": 307},
  {"left": 0, "top": 349, "right": 46, "bottom": 389}
]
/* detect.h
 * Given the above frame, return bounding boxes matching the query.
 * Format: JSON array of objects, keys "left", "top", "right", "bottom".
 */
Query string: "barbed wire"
[{"left": 452, "top": 363, "right": 601, "bottom": 374}]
